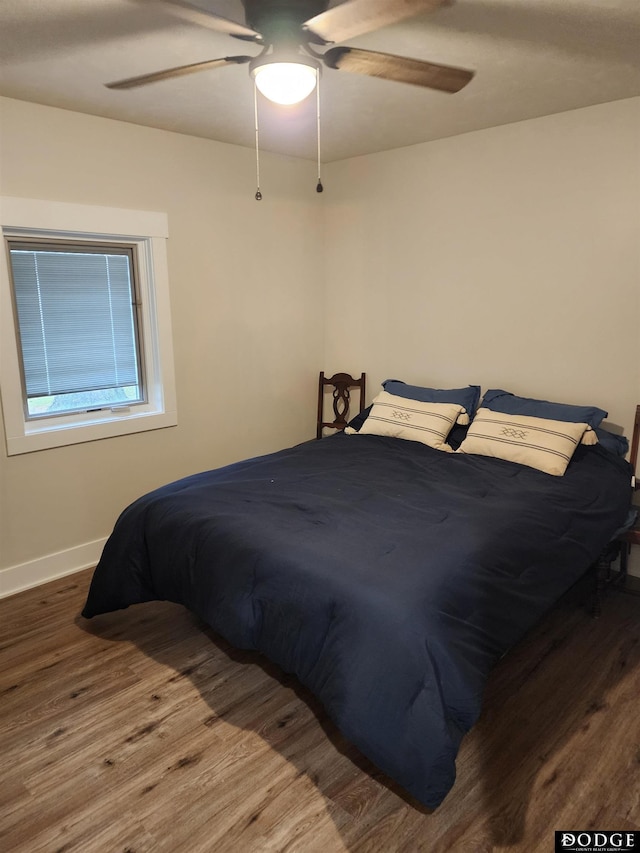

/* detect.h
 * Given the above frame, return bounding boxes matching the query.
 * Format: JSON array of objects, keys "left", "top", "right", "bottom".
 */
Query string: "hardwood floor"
[{"left": 2, "top": 569, "right": 640, "bottom": 853}]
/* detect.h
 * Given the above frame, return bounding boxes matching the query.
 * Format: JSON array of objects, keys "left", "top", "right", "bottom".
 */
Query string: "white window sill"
[{"left": 6, "top": 408, "right": 178, "bottom": 455}]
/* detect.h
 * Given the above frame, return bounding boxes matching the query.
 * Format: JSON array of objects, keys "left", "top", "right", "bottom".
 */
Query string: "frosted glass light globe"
[{"left": 253, "top": 62, "right": 317, "bottom": 106}]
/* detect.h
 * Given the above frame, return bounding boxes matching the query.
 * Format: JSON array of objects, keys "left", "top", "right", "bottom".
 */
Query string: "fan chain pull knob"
[
  {"left": 316, "top": 180, "right": 324, "bottom": 193},
  {"left": 255, "top": 190, "right": 262, "bottom": 200}
]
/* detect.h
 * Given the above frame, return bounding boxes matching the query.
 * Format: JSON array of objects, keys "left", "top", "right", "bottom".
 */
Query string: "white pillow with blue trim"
[
  {"left": 457, "top": 408, "right": 590, "bottom": 476},
  {"left": 354, "top": 391, "right": 462, "bottom": 451}
]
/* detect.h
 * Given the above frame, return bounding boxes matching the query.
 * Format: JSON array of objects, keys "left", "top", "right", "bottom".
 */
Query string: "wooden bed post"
[{"left": 592, "top": 404, "right": 640, "bottom": 615}]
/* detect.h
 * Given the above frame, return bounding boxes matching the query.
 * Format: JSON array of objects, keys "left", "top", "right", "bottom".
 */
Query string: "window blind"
[{"left": 9, "top": 246, "right": 140, "bottom": 398}]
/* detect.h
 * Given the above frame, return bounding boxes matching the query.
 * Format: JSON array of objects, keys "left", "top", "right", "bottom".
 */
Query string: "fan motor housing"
[{"left": 242, "top": 0, "right": 330, "bottom": 41}]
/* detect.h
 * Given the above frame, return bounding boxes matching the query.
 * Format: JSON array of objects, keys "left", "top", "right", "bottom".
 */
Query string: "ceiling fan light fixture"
[{"left": 251, "top": 57, "right": 320, "bottom": 106}]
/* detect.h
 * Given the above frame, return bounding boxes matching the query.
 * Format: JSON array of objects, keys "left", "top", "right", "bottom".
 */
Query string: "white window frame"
[{"left": 0, "top": 197, "right": 177, "bottom": 455}]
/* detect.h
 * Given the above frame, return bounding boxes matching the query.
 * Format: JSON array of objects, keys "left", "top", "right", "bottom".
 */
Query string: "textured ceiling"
[{"left": 1, "top": 0, "right": 639, "bottom": 162}]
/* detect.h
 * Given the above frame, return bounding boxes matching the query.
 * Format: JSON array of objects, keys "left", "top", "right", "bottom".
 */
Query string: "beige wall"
[
  {"left": 323, "top": 97, "right": 640, "bottom": 440},
  {"left": 0, "top": 97, "right": 324, "bottom": 575}
]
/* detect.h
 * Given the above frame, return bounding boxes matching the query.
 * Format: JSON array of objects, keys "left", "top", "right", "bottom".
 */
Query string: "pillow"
[
  {"left": 480, "top": 389, "right": 607, "bottom": 446},
  {"left": 457, "top": 408, "right": 590, "bottom": 476},
  {"left": 446, "top": 423, "right": 469, "bottom": 451},
  {"left": 355, "top": 391, "right": 462, "bottom": 450},
  {"left": 382, "top": 380, "right": 481, "bottom": 425},
  {"left": 346, "top": 404, "right": 372, "bottom": 432},
  {"left": 595, "top": 427, "right": 629, "bottom": 458}
]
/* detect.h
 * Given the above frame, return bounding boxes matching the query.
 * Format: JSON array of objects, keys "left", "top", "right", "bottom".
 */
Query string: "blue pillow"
[
  {"left": 595, "top": 427, "right": 629, "bottom": 458},
  {"left": 382, "top": 380, "right": 481, "bottom": 421},
  {"left": 347, "top": 405, "right": 372, "bottom": 432},
  {"left": 445, "top": 423, "right": 469, "bottom": 451},
  {"left": 480, "top": 389, "right": 607, "bottom": 430}
]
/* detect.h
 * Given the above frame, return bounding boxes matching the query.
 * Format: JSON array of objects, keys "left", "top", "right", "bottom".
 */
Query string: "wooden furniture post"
[{"left": 317, "top": 372, "right": 366, "bottom": 440}]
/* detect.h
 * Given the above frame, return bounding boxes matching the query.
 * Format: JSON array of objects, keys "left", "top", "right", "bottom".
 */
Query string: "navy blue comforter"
[{"left": 82, "top": 433, "right": 631, "bottom": 807}]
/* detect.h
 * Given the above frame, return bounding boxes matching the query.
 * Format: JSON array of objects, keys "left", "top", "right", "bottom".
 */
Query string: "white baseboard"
[{"left": 0, "top": 538, "right": 107, "bottom": 599}]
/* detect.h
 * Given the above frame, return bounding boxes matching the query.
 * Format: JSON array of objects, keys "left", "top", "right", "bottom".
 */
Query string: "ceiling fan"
[{"left": 107, "top": 0, "right": 475, "bottom": 104}]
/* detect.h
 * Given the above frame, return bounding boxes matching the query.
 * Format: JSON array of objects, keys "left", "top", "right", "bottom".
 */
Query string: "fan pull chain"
[
  {"left": 254, "top": 83, "right": 262, "bottom": 201},
  {"left": 316, "top": 75, "right": 323, "bottom": 193}
]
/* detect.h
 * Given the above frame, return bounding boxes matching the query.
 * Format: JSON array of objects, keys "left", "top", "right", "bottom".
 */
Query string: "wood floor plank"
[
  {"left": 20, "top": 809, "right": 158, "bottom": 853},
  {"left": 2, "top": 569, "right": 640, "bottom": 852}
]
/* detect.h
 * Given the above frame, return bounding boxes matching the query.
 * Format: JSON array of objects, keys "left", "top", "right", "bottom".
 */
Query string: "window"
[
  {"left": 1, "top": 198, "right": 177, "bottom": 455},
  {"left": 9, "top": 240, "right": 144, "bottom": 418}
]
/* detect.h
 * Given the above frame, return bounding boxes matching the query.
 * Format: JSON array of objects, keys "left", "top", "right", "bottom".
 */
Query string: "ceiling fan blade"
[
  {"left": 304, "top": 0, "right": 448, "bottom": 44},
  {"left": 106, "top": 55, "right": 252, "bottom": 90},
  {"left": 323, "top": 46, "right": 474, "bottom": 93},
  {"left": 151, "top": 0, "right": 261, "bottom": 41}
]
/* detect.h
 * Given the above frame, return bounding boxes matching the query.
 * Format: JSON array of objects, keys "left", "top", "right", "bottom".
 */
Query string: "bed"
[{"left": 82, "top": 387, "right": 632, "bottom": 809}]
